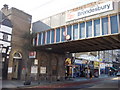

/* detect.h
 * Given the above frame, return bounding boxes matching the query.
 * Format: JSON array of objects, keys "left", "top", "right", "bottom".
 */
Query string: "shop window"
[
  {"left": 94, "top": 19, "right": 100, "bottom": 36},
  {"left": 67, "top": 25, "right": 72, "bottom": 40},
  {"left": 73, "top": 24, "right": 78, "bottom": 40},
  {"left": 110, "top": 15, "right": 118, "bottom": 34},
  {"left": 61, "top": 27, "right": 65, "bottom": 42},
  {"left": 51, "top": 29, "right": 55, "bottom": 43},
  {"left": 79, "top": 22, "right": 85, "bottom": 39},
  {"left": 86, "top": 21, "right": 92, "bottom": 38},
  {"left": 47, "top": 30, "right": 50, "bottom": 44},
  {"left": 56, "top": 28, "right": 60, "bottom": 42},
  {"left": 102, "top": 17, "right": 108, "bottom": 35},
  {"left": 38, "top": 33, "right": 41, "bottom": 45}
]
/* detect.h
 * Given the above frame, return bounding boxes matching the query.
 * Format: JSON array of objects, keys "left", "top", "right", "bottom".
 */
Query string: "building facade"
[
  {"left": 1, "top": 5, "right": 32, "bottom": 80},
  {"left": 32, "top": 0, "right": 120, "bottom": 80},
  {"left": 32, "top": 0, "right": 120, "bottom": 52},
  {"left": 1, "top": 0, "right": 120, "bottom": 81},
  {"left": 0, "top": 10, "right": 12, "bottom": 79}
]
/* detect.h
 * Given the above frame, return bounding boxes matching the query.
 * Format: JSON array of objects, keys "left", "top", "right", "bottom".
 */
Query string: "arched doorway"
[
  {"left": 51, "top": 56, "right": 58, "bottom": 81},
  {"left": 12, "top": 52, "right": 22, "bottom": 80},
  {"left": 39, "top": 54, "right": 49, "bottom": 81}
]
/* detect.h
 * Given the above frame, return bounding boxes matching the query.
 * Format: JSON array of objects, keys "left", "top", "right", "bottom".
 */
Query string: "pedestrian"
[
  {"left": 87, "top": 68, "right": 90, "bottom": 78},
  {"left": 85, "top": 67, "right": 90, "bottom": 78},
  {"left": 90, "top": 70, "right": 92, "bottom": 79},
  {"left": 108, "top": 68, "right": 112, "bottom": 76}
]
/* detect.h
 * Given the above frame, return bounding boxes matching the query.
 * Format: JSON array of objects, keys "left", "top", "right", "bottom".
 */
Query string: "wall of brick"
[
  {"left": 1, "top": 7, "right": 32, "bottom": 80},
  {"left": 30, "top": 51, "right": 66, "bottom": 81}
]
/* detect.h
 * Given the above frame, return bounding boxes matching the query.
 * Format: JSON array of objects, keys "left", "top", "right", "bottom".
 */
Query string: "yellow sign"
[
  {"left": 65, "top": 58, "right": 71, "bottom": 65},
  {"left": 99, "top": 59, "right": 103, "bottom": 62},
  {"left": 94, "top": 61, "right": 99, "bottom": 67}
]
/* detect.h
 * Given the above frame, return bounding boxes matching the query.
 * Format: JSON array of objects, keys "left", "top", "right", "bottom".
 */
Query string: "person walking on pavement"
[
  {"left": 108, "top": 68, "right": 112, "bottom": 76},
  {"left": 90, "top": 70, "right": 93, "bottom": 79},
  {"left": 85, "top": 67, "right": 90, "bottom": 78}
]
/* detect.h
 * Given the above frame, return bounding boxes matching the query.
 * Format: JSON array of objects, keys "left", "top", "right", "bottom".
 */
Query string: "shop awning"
[
  {"left": 78, "top": 54, "right": 99, "bottom": 62},
  {"left": 110, "top": 67, "right": 117, "bottom": 71}
]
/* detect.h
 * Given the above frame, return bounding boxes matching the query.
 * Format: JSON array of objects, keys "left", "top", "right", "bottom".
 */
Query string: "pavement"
[{"left": 1, "top": 74, "right": 116, "bottom": 89}]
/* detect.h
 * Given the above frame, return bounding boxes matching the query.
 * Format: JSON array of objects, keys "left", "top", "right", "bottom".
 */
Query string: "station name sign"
[{"left": 66, "top": 1, "right": 113, "bottom": 22}]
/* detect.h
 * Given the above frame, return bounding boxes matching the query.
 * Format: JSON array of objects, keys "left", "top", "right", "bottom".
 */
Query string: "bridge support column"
[{"left": 34, "top": 51, "right": 66, "bottom": 82}]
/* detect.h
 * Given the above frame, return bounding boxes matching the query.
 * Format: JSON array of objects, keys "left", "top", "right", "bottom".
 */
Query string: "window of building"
[
  {"left": 38, "top": 33, "right": 41, "bottom": 45},
  {"left": 41, "top": 32, "right": 45, "bottom": 45},
  {"left": 73, "top": 24, "right": 78, "bottom": 40},
  {"left": 47, "top": 30, "right": 50, "bottom": 44},
  {"left": 86, "top": 21, "right": 92, "bottom": 38},
  {"left": 67, "top": 25, "right": 72, "bottom": 40},
  {"left": 33, "top": 37, "right": 37, "bottom": 46},
  {"left": 94, "top": 19, "right": 100, "bottom": 36},
  {"left": 102, "top": 17, "right": 108, "bottom": 35},
  {"left": 32, "top": 38, "right": 35, "bottom": 46},
  {"left": 3, "top": 33, "right": 8, "bottom": 41},
  {"left": 110, "top": 15, "right": 118, "bottom": 34},
  {"left": 13, "top": 52, "right": 22, "bottom": 59},
  {"left": 51, "top": 29, "right": 55, "bottom": 43},
  {"left": 56, "top": 28, "right": 60, "bottom": 42},
  {"left": 79, "top": 22, "right": 85, "bottom": 39},
  {"left": 61, "top": 27, "right": 65, "bottom": 42}
]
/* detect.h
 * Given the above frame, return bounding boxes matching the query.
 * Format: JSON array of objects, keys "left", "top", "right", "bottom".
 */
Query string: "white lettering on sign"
[
  {"left": 34, "top": 59, "right": 38, "bottom": 65},
  {"left": 66, "top": 1, "right": 113, "bottom": 22},
  {"left": 31, "top": 66, "right": 38, "bottom": 74},
  {"left": 75, "top": 60, "right": 82, "bottom": 64},
  {"left": 40, "top": 67, "right": 46, "bottom": 74},
  {"left": 29, "top": 51, "right": 36, "bottom": 58},
  {"left": 8, "top": 67, "right": 12, "bottom": 73}
]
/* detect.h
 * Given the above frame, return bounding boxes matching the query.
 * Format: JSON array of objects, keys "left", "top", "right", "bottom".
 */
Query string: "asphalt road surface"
[
  {"left": 66, "top": 77, "right": 120, "bottom": 89},
  {"left": 2, "top": 77, "right": 119, "bottom": 90},
  {"left": 33, "top": 77, "right": 120, "bottom": 90}
]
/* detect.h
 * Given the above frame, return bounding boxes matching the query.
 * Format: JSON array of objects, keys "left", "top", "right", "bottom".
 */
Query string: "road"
[
  {"left": 2, "top": 77, "right": 120, "bottom": 90},
  {"left": 66, "top": 77, "right": 120, "bottom": 89},
  {"left": 31, "top": 77, "right": 120, "bottom": 90}
]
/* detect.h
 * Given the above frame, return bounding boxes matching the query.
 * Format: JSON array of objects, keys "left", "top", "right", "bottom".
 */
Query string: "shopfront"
[
  {"left": 94, "top": 61, "right": 100, "bottom": 77},
  {"left": 65, "top": 58, "right": 72, "bottom": 79}
]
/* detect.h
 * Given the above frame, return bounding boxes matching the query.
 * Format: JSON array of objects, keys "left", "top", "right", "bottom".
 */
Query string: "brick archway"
[
  {"left": 12, "top": 52, "right": 22, "bottom": 80},
  {"left": 51, "top": 55, "right": 59, "bottom": 81},
  {"left": 39, "top": 53, "right": 49, "bottom": 81}
]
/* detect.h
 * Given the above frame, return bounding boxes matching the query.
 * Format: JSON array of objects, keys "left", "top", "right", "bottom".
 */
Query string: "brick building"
[
  {"left": 1, "top": 5, "right": 32, "bottom": 80},
  {"left": 1, "top": 0, "right": 120, "bottom": 81}
]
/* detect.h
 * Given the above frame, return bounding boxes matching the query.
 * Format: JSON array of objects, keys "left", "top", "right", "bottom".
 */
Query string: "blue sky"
[{"left": 0, "top": 0, "right": 98, "bottom": 22}]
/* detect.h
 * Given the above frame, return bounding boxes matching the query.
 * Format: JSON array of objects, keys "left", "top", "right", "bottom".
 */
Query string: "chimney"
[
  {"left": 1, "top": 4, "right": 10, "bottom": 16},
  {"left": 3, "top": 4, "right": 8, "bottom": 9},
  {"left": 1, "top": 4, "right": 9, "bottom": 11}
]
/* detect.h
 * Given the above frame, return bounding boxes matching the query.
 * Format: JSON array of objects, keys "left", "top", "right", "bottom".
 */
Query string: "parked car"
[
  {"left": 116, "top": 71, "right": 120, "bottom": 76},
  {"left": 116, "top": 67, "right": 120, "bottom": 76}
]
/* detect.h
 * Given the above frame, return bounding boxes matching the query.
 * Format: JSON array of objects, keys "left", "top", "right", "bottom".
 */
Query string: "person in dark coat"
[{"left": 90, "top": 70, "right": 93, "bottom": 79}]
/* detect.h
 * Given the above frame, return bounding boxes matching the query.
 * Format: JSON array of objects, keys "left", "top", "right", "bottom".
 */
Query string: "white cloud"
[{"left": 0, "top": 0, "right": 98, "bottom": 22}]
